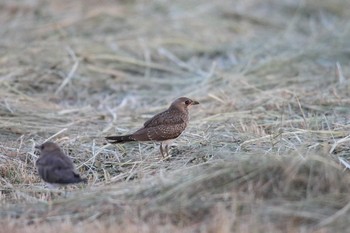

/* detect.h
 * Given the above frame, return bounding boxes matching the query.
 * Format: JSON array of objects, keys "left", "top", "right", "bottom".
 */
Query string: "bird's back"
[
  {"left": 143, "top": 108, "right": 189, "bottom": 128},
  {"left": 129, "top": 108, "right": 188, "bottom": 142}
]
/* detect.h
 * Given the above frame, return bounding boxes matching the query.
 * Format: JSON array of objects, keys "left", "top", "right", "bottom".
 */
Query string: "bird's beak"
[
  {"left": 191, "top": 100, "right": 199, "bottom": 105},
  {"left": 35, "top": 145, "right": 41, "bottom": 149}
]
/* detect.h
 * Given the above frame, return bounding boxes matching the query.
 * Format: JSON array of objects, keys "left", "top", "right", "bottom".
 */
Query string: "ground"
[{"left": 1, "top": 0, "right": 350, "bottom": 232}]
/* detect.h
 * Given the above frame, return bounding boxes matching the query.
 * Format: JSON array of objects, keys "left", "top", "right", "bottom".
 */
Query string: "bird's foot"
[{"left": 161, "top": 154, "right": 172, "bottom": 161}]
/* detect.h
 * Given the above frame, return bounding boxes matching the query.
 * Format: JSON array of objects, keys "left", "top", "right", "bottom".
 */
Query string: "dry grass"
[{"left": 1, "top": 0, "right": 350, "bottom": 232}]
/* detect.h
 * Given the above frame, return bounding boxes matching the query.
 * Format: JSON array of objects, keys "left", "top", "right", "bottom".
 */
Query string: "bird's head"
[
  {"left": 35, "top": 141, "right": 60, "bottom": 154},
  {"left": 171, "top": 97, "right": 199, "bottom": 111}
]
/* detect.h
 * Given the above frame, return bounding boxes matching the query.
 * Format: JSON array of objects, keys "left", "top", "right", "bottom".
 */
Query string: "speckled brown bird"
[
  {"left": 35, "top": 141, "right": 87, "bottom": 186},
  {"left": 105, "top": 97, "right": 199, "bottom": 157}
]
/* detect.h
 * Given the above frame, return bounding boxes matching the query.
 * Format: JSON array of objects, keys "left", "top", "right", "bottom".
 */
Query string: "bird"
[
  {"left": 105, "top": 97, "right": 199, "bottom": 157},
  {"left": 35, "top": 141, "right": 87, "bottom": 187}
]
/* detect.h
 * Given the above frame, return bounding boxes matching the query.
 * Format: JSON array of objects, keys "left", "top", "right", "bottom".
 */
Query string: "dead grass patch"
[{"left": 1, "top": 0, "right": 350, "bottom": 232}]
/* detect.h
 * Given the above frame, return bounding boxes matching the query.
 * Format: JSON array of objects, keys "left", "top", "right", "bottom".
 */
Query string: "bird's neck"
[{"left": 169, "top": 106, "right": 188, "bottom": 114}]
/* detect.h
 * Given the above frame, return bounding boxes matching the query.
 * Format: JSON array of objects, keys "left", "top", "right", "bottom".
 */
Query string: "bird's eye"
[
  {"left": 185, "top": 100, "right": 191, "bottom": 105},
  {"left": 41, "top": 145, "right": 45, "bottom": 150}
]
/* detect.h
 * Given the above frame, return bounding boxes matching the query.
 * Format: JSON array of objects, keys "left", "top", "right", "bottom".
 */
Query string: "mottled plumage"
[
  {"left": 35, "top": 142, "right": 86, "bottom": 185},
  {"left": 105, "top": 97, "right": 199, "bottom": 157}
]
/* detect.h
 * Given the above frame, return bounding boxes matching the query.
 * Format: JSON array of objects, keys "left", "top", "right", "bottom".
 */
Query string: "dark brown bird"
[
  {"left": 105, "top": 97, "right": 199, "bottom": 157},
  {"left": 35, "top": 141, "right": 87, "bottom": 186}
]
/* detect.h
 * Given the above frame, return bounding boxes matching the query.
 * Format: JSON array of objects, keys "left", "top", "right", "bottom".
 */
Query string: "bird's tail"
[
  {"left": 70, "top": 176, "right": 87, "bottom": 184},
  {"left": 105, "top": 135, "right": 135, "bottom": 143},
  {"left": 79, "top": 177, "right": 88, "bottom": 183},
  {"left": 59, "top": 172, "right": 87, "bottom": 184}
]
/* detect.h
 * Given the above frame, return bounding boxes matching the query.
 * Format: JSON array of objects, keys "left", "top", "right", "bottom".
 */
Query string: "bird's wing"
[
  {"left": 132, "top": 123, "right": 186, "bottom": 141},
  {"left": 39, "top": 164, "right": 83, "bottom": 184},
  {"left": 37, "top": 154, "right": 83, "bottom": 184},
  {"left": 52, "top": 168, "right": 84, "bottom": 184},
  {"left": 143, "top": 110, "right": 184, "bottom": 128}
]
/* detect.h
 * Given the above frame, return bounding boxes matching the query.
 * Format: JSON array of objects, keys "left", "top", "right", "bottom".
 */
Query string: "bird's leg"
[
  {"left": 160, "top": 142, "right": 164, "bottom": 158},
  {"left": 47, "top": 190, "right": 53, "bottom": 202},
  {"left": 165, "top": 144, "right": 169, "bottom": 157},
  {"left": 63, "top": 186, "right": 68, "bottom": 198}
]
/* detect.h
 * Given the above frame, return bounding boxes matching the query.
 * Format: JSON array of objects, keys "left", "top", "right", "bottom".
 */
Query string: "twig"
[{"left": 55, "top": 47, "right": 79, "bottom": 95}]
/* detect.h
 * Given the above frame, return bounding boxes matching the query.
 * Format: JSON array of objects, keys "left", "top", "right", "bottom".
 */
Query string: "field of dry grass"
[{"left": 1, "top": 0, "right": 350, "bottom": 232}]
